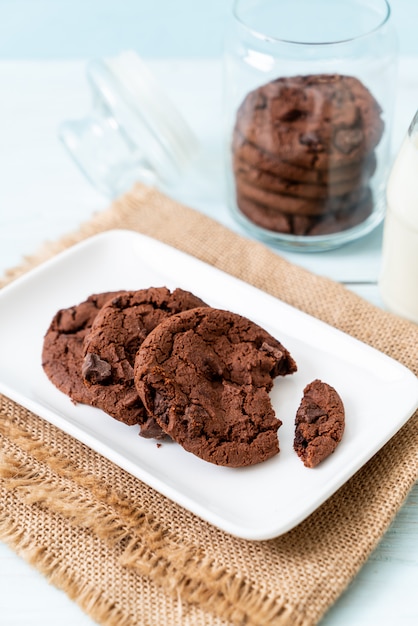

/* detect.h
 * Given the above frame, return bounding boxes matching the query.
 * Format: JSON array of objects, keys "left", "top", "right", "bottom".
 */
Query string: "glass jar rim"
[
  {"left": 408, "top": 109, "right": 418, "bottom": 138},
  {"left": 232, "top": 0, "right": 392, "bottom": 47}
]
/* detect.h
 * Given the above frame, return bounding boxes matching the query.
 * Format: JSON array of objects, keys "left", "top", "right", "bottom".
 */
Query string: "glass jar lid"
[{"left": 59, "top": 51, "right": 199, "bottom": 197}]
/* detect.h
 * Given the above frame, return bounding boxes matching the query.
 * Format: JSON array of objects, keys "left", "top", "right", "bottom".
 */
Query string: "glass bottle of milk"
[{"left": 379, "top": 110, "right": 418, "bottom": 323}]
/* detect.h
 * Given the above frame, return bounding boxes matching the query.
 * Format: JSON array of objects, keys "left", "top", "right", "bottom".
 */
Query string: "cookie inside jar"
[{"left": 231, "top": 73, "right": 384, "bottom": 238}]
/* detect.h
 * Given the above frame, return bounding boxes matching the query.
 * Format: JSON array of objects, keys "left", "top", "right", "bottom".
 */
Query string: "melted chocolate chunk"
[{"left": 82, "top": 353, "right": 111, "bottom": 384}]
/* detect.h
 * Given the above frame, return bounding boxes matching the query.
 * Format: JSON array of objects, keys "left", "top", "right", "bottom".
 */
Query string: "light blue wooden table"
[{"left": 0, "top": 2, "right": 417, "bottom": 625}]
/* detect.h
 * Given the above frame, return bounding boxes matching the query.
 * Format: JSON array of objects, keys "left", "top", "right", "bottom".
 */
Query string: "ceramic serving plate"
[{"left": 0, "top": 229, "right": 417, "bottom": 540}]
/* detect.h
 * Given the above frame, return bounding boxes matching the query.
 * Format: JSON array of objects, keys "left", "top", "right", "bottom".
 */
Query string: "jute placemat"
[{"left": 1, "top": 183, "right": 417, "bottom": 626}]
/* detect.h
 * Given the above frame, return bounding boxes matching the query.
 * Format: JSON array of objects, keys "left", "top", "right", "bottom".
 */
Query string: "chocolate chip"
[
  {"left": 300, "top": 131, "right": 324, "bottom": 152},
  {"left": 260, "top": 341, "right": 283, "bottom": 360},
  {"left": 82, "top": 353, "right": 111, "bottom": 384},
  {"left": 302, "top": 402, "right": 328, "bottom": 423},
  {"left": 334, "top": 128, "right": 364, "bottom": 153},
  {"left": 280, "top": 108, "right": 307, "bottom": 122},
  {"left": 140, "top": 417, "right": 168, "bottom": 440},
  {"left": 202, "top": 356, "right": 224, "bottom": 381}
]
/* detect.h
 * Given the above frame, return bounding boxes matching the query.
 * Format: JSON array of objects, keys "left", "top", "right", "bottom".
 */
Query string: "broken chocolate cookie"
[{"left": 134, "top": 307, "right": 297, "bottom": 467}]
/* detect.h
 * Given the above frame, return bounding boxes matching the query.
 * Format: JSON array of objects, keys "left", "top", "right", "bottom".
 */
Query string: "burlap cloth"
[{"left": 0, "top": 183, "right": 417, "bottom": 626}]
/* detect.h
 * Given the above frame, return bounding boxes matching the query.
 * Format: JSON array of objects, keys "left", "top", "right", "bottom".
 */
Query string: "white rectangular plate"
[{"left": 0, "top": 229, "right": 417, "bottom": 540}]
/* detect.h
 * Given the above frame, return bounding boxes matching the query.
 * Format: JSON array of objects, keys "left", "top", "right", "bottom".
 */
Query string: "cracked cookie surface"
[
  {"left": 82, "top": 287, "right": 208, "bottom": 435},
  {"left": 134, "top": 307, "right": 297, "bottom": 467},
  {"left": 235, "top": 74, "right": 384, "bottom": 169},
  {"left": 42, "top": 291, "right": 125, "bottom": 405}
]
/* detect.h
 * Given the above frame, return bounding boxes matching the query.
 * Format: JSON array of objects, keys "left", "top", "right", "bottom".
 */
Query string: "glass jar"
[{"left": 223, "top": 0, "right": 398, "bottom": 251}]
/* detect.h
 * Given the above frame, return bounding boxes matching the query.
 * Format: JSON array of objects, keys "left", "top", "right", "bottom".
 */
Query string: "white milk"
[{"left": 379, "top": 118, "right": 418, "bottom": 323}]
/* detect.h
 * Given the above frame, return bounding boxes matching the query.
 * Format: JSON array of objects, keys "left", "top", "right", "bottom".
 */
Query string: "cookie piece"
[
  {"left": 82, "top": 287, "right": 208, "bottom": 435},
  {"left": 235, "top": 74, "right": 384, "bottom": 169},
  {"left": 294, "top": 379, "right": 345, "bottom": 468},
  {"left": 232, "top": 130, "right": 377, "bottom": 184},
  {"left": 42, "top": 291, "right": 125, "bottom": 404},
  {"left": 134, "top": 307, "right": 297, "bottom": 467}
]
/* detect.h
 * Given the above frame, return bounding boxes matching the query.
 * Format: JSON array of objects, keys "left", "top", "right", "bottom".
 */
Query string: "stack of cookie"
[
  {"left": 42, "top": 287, "right": 297, "bottom": 467},
  {"left": 232, "top": 73, "right": 384, "bottom": 236}
]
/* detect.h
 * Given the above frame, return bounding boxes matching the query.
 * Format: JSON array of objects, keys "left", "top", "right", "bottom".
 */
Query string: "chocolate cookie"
[
  {"left": 235, "top": 195, "right": 293, "bottom": 234},
  {"left": 235, "top": 74, "right": 384, "bottom": 170},
  {"left": 307, "top": 199, "right": 373, "bottom": 236},
  {"left": 232, "top": 130, "right": 377, "bottom": 185},
  {"left": 235, "top": 176, "right": 370, "bottom": 217},
  {"left": 134, "top": 307, "right": 297, "bottom": 467},
  {"left": 294, "top": 379, "right": 345, "bottom": 468},
  {"left": 42, "top": 291, "right": 125, "bottom": 405},
  {"left": 236, "top": 191, "right": 373, "bottom": 236},
  {"left": 82, "top": 287, "right": 208, "bottom": 436},
  {"left": 234, "top": 157, "right": 372, "bottom": 200}
]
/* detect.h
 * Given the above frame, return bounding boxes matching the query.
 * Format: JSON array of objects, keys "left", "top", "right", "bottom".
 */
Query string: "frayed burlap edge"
[
  {"left": 0, "top": 512, "right": 137, "bottom": 626},
  {"left": 0, "top": 398, "right": 305, "bottom": 626}
]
